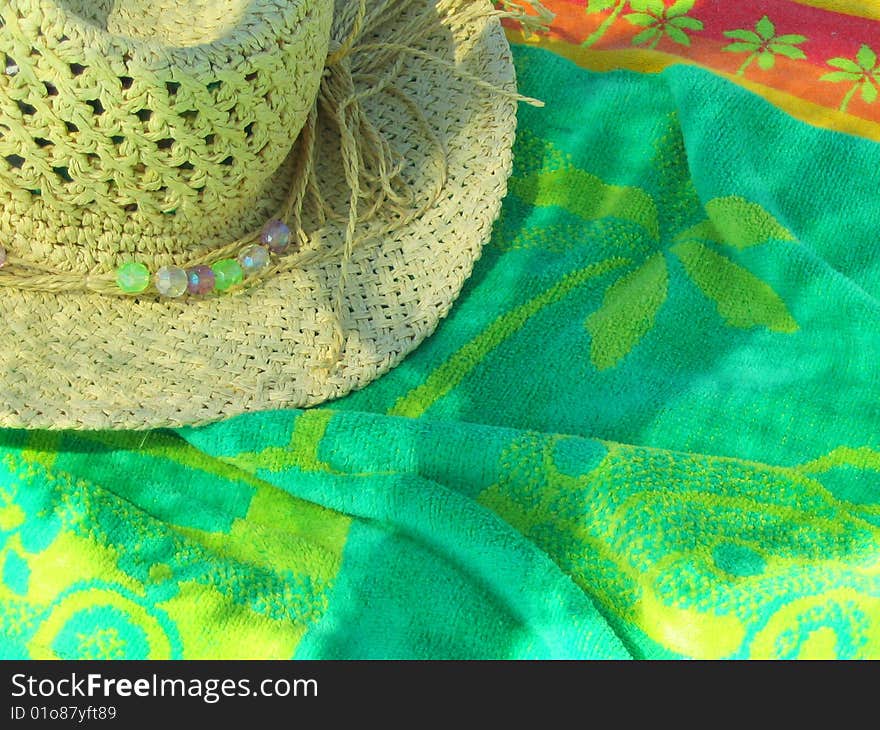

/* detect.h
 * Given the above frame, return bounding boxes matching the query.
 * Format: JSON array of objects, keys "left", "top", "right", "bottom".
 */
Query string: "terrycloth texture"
[{"left": 4, "top": 2, "right": 880, "bottom": 658}]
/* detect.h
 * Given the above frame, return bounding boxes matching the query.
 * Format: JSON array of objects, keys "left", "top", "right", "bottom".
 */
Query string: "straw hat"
[{"left": 0, "top": 0, "right": 529, "bottom": 429}]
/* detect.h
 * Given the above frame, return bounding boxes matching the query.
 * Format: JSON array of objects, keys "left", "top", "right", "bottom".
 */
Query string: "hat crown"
[{"left": 0, "top": 0, "right": 334, "bottom": 273}]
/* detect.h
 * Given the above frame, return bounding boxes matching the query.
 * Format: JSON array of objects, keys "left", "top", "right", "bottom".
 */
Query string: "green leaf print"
[
  {"left": 509, "top": 168, "right": 660, "bottom": 240},
  {"left": 723, "top": 16, "right": 807, "bottom": 76},
  {"left": 586, "top": 253, "right": 669, "bottom": 370},
  {"left": 630, "top": 0, "right": 665, "bottom": 12},
  {"left": 510, "top": 129, "right": 799, "bottom": 368},
  {"left": 668, "top": 0, "right": 695, "bottom": 14},
  {"left": 756, "top": 15, "right": 774, "bottom": 40},
  {"left": 675, "top": 196, "right": 796, "bottom": 249},
  {"left": 858, "top": 44, "right": 877, "bottom": 70},
  {"left": 671, "top": 241, "right": 798, "bottom": 333},
  {"left": 724, "top": 30, "right": 762, "bottom": 43},
  {"left": 627, "top": 12, "right": 658, "bottom": 26}
]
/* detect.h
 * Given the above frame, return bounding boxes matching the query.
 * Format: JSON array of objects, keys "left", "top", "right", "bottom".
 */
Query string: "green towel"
[{"left": 3, "top": 44, "right": 880, "bottom": 660}]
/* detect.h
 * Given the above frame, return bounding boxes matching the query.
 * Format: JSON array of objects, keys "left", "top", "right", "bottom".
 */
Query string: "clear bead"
[
  {"left": 237, "top": 244, "right": 270, "bottom": 276},
  {"left": 155, "top": 266, "right": 188, "bottom": 298}
]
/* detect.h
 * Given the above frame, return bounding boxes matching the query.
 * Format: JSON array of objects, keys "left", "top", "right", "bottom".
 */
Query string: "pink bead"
[
  {"left": 261, "top": 219, "right": 292, "bottom": 254},
  {"left": 186, "top": 265, "right": 215, "bottom": 295}
]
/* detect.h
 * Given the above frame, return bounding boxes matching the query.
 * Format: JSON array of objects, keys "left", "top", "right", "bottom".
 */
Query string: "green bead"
[
  {"left": 116, "top": 262, "right": 150, "bottom": 293},
  {"left": 211, "top": 258, "right": 243, "bottom": 292}
]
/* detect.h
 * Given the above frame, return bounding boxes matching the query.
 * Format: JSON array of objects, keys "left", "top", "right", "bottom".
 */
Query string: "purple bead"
[
  {"left": 186, "top": 265, "right": 215, "bottom": 295},
  {"left": 261, "top": 219, "right": 292, "bottom": 254}
]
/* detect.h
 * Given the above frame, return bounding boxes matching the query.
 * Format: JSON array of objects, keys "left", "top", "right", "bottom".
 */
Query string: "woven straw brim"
[{"left": 0, "top": 2, "right": 517, "bottom": 429}]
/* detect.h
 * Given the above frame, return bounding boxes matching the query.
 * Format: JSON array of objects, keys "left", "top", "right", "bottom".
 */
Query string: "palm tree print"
[
  {"left": 584, "top": 196, "right": 797, "bottom": 369},
  {"left": 506, "top": 126, "right": 798, "bottom": 371},
  {"left": 723, "top": 15, "right": 807, "bottom": 77},
  {"left": 625, "top": 0, "right": 704, "bottom": 50},
  {"left": 820, "top": 45, "right": 879, "bottom": 113}
]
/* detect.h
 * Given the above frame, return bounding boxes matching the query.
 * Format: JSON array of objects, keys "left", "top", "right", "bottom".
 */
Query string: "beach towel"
[{"left": 3, "top": 0, "right": 880, "bottom": 659}]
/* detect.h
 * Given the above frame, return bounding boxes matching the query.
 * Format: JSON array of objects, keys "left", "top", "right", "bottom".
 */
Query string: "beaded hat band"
[{"left": 0, "top": 0, "right": 545, "bottom": 429}]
